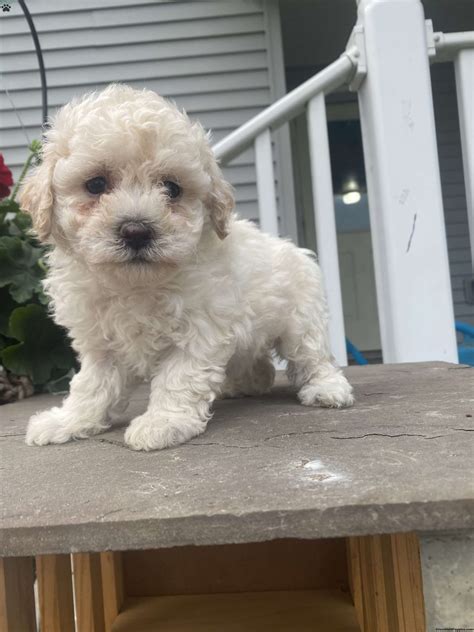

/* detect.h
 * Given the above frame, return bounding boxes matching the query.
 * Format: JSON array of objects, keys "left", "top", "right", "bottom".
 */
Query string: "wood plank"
[
  {"left": 0, "top": 557, "right": 37, "bottom": 632},
  {"left": 36, "top": 554, "right": 75, "bottom": 632},
  {"left": 346, "top": 538, "right": 364, "bottom": 630},
  {"left": 101, "top": 552, "right": 124, "bottom": 632},
  {"left": 111, "top": 590, "right": 360, "bottom": 632},
  {"left": 380, "top": 535, "right": 400, "bottom": 630},
  {"left": 348, "top": 533, "right": 425, "bottom": 632},
  {"left": 350, "top": 535, "right": 390, "bottom": 631},
  {"left": 123, "top": 539, "right": 348, "bottom": 597},
  {"left": 73, "top": 553, "right": 106, "bottom": 632},
  {"left": 390, "top": 533, "right": 426, "bottom": 631}
]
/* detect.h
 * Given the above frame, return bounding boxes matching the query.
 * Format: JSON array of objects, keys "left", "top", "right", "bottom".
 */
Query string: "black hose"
[{"left": 18, "top": 0, "right": 48, "bottom": 126}]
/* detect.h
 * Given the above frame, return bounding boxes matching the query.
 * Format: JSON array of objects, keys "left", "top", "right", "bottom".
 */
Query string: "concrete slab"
[{"left": 1, "top": 362, "right": 473, "bottom": 556}]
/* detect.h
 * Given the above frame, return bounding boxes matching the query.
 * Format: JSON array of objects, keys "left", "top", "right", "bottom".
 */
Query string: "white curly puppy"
[{"left": 21, "top": 85, "right": 353, "bottom": 451}]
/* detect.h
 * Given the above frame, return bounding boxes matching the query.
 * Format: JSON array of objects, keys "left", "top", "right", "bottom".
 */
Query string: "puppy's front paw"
[
  {"left": 26, "top": 407, "right": 109, "bottom": 446},
  {"left": 124, "top": 413, "right": 206, "bottom": 451},
  {"left": 298, "top": 374, "right": 354, "bottom": 409}
]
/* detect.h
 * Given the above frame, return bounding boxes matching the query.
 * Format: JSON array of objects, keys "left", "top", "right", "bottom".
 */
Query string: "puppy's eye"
[
  {"left": 85, "top": 176, "right": 107, "bottom": 195},
  {"left": 163, "top": 180, "right": 181, "bottom": 199}
]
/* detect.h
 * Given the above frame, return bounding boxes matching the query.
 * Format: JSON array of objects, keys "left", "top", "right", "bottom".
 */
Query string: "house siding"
[
  {"left": 0, "top": 0, "right": 275, "bottom": 223},
  {"left": 432, "top": 63, "right": 474, "bottom": 326}
]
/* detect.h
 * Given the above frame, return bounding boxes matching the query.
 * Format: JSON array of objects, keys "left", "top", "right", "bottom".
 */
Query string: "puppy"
[{"left": 21, "top": 84, "right": 353, "bottom": 451}]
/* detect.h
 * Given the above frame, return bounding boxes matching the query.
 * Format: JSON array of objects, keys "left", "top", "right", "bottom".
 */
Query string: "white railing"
[
  {"left": 213, "top": 0, "right": 474, "bottom": 367},
  {"left": 452, "top": 47, "right": 474, "bottom": 265}
]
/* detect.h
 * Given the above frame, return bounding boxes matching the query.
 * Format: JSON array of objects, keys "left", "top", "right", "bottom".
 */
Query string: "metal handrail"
[
  {"left": 434, "top": 30, "right": 474, "bottom": 57},
  {"left": 213, "top": 50, "right": 356, "bottom": 164}
]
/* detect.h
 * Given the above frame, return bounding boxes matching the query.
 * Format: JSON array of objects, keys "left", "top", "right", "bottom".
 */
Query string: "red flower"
[{"left": 0, "top": 153, "right": 14, "bottom": 199}]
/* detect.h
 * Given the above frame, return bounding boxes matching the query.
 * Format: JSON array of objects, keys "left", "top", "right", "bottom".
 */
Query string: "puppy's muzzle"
[{"left": 119, "top": 221, "right": 153, "bottom": 251}]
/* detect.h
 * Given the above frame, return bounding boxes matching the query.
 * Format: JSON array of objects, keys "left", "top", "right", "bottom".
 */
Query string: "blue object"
[
  {"left": 456, "top": 321, "right": 474, "bottom": 366},
  {"left": 347, "top": 322, "right": 474, "bottom": 366},
  {"left": 346, "top": 338, "right": 368, "bottom": 365}
]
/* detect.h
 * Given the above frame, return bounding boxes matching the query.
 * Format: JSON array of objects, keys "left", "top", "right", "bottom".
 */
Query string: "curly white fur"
[{"left": 21, "top": 84, "right": 353, "bottom": 451}]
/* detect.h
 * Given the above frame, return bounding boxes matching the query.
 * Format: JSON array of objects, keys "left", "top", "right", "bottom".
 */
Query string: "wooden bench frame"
[{"left": 0, "top": 532, "right": 426, "bottom": 632}]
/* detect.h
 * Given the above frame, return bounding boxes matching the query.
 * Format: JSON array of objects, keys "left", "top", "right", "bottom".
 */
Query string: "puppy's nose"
[{"left": 119, "top": 221, "right": 153, "bottom": 250}]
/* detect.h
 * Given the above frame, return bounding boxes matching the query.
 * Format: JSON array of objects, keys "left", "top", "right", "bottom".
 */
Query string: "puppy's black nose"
[{"left": 119, "top": 221, "right": 153, "bottom": 250}]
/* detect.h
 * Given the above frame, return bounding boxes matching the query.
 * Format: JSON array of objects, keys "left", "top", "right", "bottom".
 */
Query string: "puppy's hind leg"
[
  {"left": 280, "top": 315, "right": 353, "bottom": 410},
  {"left": 221, "top": 350, "right": 275, "bottom": 398},
  {"left": 106, "top": 377, "right": 140, "bottom": 423}
]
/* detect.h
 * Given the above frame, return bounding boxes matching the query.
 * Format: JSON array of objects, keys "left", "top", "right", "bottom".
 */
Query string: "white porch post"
[
  {"left": 454, "top": 49, "right": 474, "bottom": 266},
  {"left": 254, "top": 129, "right": 279, "bottom": 236},
  {"left": 356, "top": 0, "right": 458, "bottom": 362},
  {"left": 307, "top": 94, "right": 348, "bottom": 366}
]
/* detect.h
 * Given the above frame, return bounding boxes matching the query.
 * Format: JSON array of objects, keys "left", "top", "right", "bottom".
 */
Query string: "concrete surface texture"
[
  {"left": 1, "top": 362, "right": 473, "bottom": 556},
  {"left": 420, "top": 530, "right": 474, "bottom": 629}
]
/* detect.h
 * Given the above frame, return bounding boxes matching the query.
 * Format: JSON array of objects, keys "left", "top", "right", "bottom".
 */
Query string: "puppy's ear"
[
  {"left": 206, "top": 160, "right": 234, "bottom": 240},
  {"left": 18, "top": 152, "right": 55, "bottom": 242}
]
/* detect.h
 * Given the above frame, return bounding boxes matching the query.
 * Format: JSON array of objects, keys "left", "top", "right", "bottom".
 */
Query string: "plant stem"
[{"left": 10, "top": 150, "right": 36, "bottom": 203}]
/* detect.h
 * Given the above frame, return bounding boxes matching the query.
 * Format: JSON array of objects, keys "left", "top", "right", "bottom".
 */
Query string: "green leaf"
[
  {"left": 0, "top": 198, "right": 21, "bottom": 216},
  {"left": 44, "top": 369, "right": 73, "bottom": 394},
  {"left": 0, "top": 236, "right": 44, "bottom": 302},
  {"left": 0, "top": 220, "right": 15, "bottom": 238},
  {"left": 0, "top": 199, "right": 20, "bottom": 228},
  {"left": 1, "top": 304, "right": 76, "bottom": 385},
  {"left": 0, "top": 287, "right": 17, "bottom": 336},
  {"left": 36, "top": 285, "right": 50, "bottom": 305},
  {"left": 13, "top": 211, "right": 33, "bottom": 232}
]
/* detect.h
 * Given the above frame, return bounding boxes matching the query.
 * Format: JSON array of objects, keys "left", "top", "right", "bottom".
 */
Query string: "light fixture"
[
  {"left": 342, "top": 177, "right": 361, "bottom": 205},
  {"left": 342, "top": 190, "right": 361, "bottom": 205}
]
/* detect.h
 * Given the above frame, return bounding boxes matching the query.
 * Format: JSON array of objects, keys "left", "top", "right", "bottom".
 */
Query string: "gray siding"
[
  {"left": 0, "top": 0, "right": 273, "bottom": 222},
  {"left": 432, "top": 63, "right": 474, "bottom": 326}
]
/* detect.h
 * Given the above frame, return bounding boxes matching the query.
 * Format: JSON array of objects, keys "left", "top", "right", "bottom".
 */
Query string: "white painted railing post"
[
  {"left": 254, "top": 129, "right": 279, "bottom": 236},
  {"left": 454, "top": 49, "right": 474, "bottom": 266},
  {"left": 307, "top": 94, "right": 348, "bottom": 366},
  {"left": 356, "top": 0, "right": 458, "bottom": 362}
]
